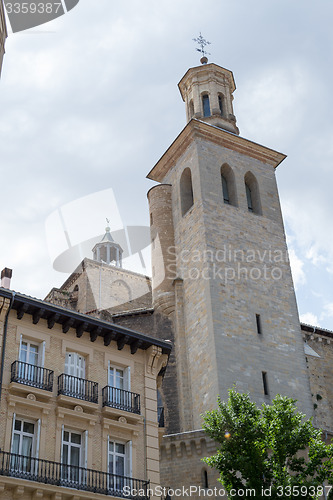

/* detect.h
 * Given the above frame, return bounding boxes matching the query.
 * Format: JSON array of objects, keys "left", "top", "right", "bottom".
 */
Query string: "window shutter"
[
  {"left": 125, "top": 441, "right": 132, "bottom": 478},
  {"left": 107, "top": 435, "right": 110, "bottom": 473},
  {"left": 18, "top": 335, "right": 23, "bottom": 361},
  {"left": 60, "top": 424, "right": 64, "bottom": 463},
  {"left": 83, "top": 430, "right": 88, "bottom": 469},
  {"left": 35, "top": 418, "right": 41, "bottom": 475},
  {"left": 108, "top": 360, "right": 111, "bottom": 386},
  {"left": 107, "top": 436, "right": 111, "bottom": 491},
  {"left": 79, "top": 355, "right": 86, "bottom": 379},
  {"left": 124, "top": 367, "right": 131, "bottom": 391},
  {"left": 10, "top": 413, "right": 16, "bottom": 453},
  {"left": 35, "top": 419, "right": 41, "bottom": 459},
  {"left": 65, "top": 352, "right": 70, "bottom": 375},
  {"left": 40, "top": 341, "right": 46, "bottom": 367}
]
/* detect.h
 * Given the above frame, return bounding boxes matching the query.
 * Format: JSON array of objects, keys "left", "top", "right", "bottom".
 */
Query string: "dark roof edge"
[
  {"left": 301, "top": 322, "right": 333, "bottom": 339},
  {"left": 0, "top": 288, "right": 172, "bottom": 355},
  {"left": 112, "top": 308, "right": 154, "bottom": 319}
]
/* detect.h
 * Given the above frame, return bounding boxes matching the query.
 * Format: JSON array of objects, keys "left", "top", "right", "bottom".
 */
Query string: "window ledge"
[
  {"left": 102, "top": 406, "right": 144, "bottom": 425},
  {"left": 57, "top": 405, "right": 98, "bottom": 426},
  {"left": 7, "top": 393, "right": 52, "bottom": 413},
  {"left": 223, "top": 202, "right": 238, "bottom": 209},
  {"left": 57, "top": 394, "right": 99, "bottom": 412},
  {"left": 182, "top": 205, "right": 194, "bottom": 218},
  {"left": 102, "top": 415, "right": 143, "bottom": 437},
  {"left": 8, "top": 381, "right": 53, "bottom": 400}
]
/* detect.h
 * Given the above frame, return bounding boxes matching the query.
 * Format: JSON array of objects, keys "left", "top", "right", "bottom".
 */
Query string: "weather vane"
[{"left": 193, "top": 32, "right": 211, "bottom": 63}]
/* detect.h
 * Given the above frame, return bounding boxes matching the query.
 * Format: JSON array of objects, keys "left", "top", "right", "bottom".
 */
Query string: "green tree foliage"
[{"left": 203, "top": 390, "right": 333, "bottom": 499}]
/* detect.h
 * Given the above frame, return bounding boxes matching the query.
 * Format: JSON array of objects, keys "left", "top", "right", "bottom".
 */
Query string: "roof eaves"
[{"left": 0, "top": 288, "right": 172, "bottom": 355}]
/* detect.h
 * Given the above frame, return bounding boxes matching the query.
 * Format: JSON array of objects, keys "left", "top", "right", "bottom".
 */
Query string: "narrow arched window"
[
  {"left": 180, "top": 168, "right": 194, "bottom": 216},
  {"left": 189, "top": 99, "right": 194, "bottom": 119},
  {"left": 244, "top": 172, "right": 261, "bottom": 215},
  {"left": 202, "top": 94, "right": 210, "bottom": 117},
  {"left": 157, "top": 390, "right": 164, "bottom": 427},
  {"left": 221, "top": 164, "right": 237, "bottom": 207},
  {"left": 202, "top": 469, "right": 209, "bottom": 489},
  {"left": 246, "top": 183, "right": 253, "bottom": 212},
  {"left": 218, "top": 94, "right": 224, "bottom": 116},
  {"left": 222, "top": 175, "right": 229, "bottom": 204}
]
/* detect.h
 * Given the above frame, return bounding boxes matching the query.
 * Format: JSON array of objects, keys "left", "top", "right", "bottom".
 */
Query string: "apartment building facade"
[{"left": 0, "top": 275, "right": 171, "bottom": 499}]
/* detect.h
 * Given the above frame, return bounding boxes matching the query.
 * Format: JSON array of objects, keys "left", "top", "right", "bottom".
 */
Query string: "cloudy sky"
[{"left": 1, "top": 0, "right": 333, "bottom": 330}]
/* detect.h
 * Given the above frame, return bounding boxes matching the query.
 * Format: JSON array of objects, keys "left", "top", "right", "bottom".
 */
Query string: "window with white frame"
[
  {"left": 61, "top": 428, "right": 87, "bottom": 485},
  {"left": 108, "top": 363, "right": 131, "bottom": 408},
  {"left": 108, "top": 365, "right": 130, "bottom": 391},
  {"left": 18, "top": 337, "right": 45, "bottom": 384},
  {"left": 65, "top": 352, "right": 85, "bottom": 378},
  {"left": 108, "top": 439, "right": 132, "bottom": 491},
  {"left": 64, "top": 352, "right": 86, "bottom": 396},
  {"left": 11, "top": 414, "right": 40, "bottom": 473}
]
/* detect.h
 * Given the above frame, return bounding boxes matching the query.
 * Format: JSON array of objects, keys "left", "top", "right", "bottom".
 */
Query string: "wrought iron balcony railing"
[
  {"left": 11, "top": 361, "right": 54, "bottom": 392},
  {"left": 0, "top": 451, "right": 149, "bottom": 499},
  {"left": 102, "top": 386, "right": 140, "bottom": 414},
  {"left": 58, "top": 374, "right": 98, "bottom": 404}
]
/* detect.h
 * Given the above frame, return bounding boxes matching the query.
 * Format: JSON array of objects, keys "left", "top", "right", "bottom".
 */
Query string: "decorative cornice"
[
  {"left": 147, "top": 119, "right": 286, "bottom": 183},
  {"left": 0, "top": 288, "right": 172, "bottom": 357},
  {"left": 178, "top": 63, "right": 236, "bottom": 100}
]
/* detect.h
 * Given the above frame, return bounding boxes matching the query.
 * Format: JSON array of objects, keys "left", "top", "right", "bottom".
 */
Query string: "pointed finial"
[
  {"left": 193, "top": 32, "right": 211, "bottom": 64},
  {"left": 105, "top": 217, "right": 110, "bottom": 232}
]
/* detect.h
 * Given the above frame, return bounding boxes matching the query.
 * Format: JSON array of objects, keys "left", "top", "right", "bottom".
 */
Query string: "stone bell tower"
[
  {"left": 147, "top": 58, "right": 313, "bottom": 435},
  {"left": 178, "top": 61, "right": 239, "bottom": 134}
]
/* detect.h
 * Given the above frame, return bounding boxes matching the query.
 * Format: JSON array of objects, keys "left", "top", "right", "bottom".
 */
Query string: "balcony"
[
  {"left": 58, "top": 374, "right": 98, "bottom": 404},
  {"left": 102, "top": 386, "right": 140, "bottom": 414},
  {"left": 11, "top": 361, "right": 54, "bottom": 392},
  {"left": 0, "top": 451, "right": 149, "bottom": 499}
]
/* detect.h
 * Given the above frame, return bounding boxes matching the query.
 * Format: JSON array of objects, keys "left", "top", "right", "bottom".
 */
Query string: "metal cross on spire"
[{"left": 193, "top": 32, "right": 211, "bottom": 63}]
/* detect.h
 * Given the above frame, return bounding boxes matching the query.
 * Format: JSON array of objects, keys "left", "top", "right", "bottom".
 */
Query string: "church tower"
[{"left": 147, "top": 58, "right": 313, "bottom": 435}]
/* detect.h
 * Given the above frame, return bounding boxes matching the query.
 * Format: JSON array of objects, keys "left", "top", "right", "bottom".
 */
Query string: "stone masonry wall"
[
  {"left": 113, "top": 311, "right": 181, "bottom": 435},
  {"left": 302, "top": 326, "right": 333, "bottom": 433},
  {"left": 160, "top": 132, "right": 313, "bottom": 428},
  {"left": 46, "top": 259, "right": 152, "bottom": 315},
  {"left": 159, "top": 430, "right": 226, "bottom": 500}
]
